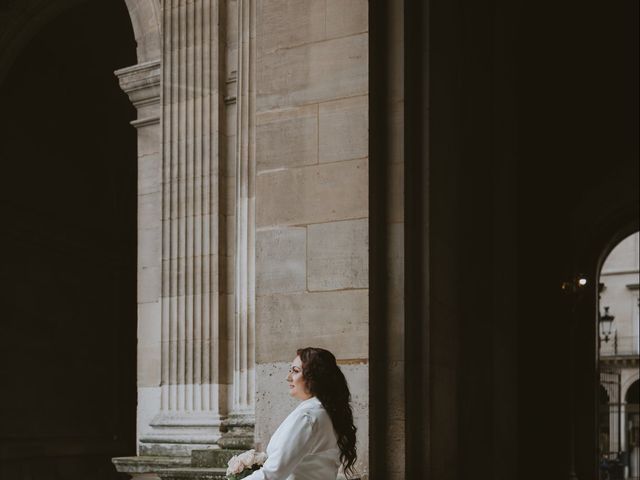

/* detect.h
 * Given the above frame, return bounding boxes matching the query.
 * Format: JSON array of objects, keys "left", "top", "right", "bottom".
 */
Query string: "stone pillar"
[
  {"left": 114, "top": 57, "right": 163, "bottom": 451},
  {"left": 135, "top": 0, "right": 227, "bottom": 455},
  {"left": 219, "top": 0, "right": 256, "bottom": 449}
]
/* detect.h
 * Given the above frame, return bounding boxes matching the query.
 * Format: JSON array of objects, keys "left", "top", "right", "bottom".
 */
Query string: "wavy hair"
[{"left": 296, "top": 347, "right": 357, "bottom": 476}]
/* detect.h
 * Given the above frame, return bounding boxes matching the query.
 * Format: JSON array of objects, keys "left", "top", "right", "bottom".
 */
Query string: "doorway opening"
[
  {"left": 598, "top": 232, "right": 640, "bottom": 480},
  {"left": 0, "top": 1, "right": 137, "bottom": 479}
]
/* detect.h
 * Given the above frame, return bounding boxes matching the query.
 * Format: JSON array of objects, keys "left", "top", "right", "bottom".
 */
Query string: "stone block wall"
[{"left": 253, "top": 0, "right": 369, "bottom": 475}]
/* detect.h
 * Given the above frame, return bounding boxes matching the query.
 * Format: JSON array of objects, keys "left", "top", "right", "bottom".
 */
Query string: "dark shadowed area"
[{"left": 0, "top": 1, "right": 137, "bottom": 478}]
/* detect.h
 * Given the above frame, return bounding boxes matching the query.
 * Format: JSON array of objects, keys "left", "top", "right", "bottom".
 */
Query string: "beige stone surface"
[
  {"left": 223, "top": 173, "right": 237, "bottom": 218},
  {"left": 225, "top": 108, "right": 238, "bottom": 151},
  {"left": 221, "top": 253, "right": 235, "bottom": 295},
  {"left": 225, "top": 0, "right": 239, "bottom": 51},
  {"left": 138, "top": 343, "right": 162, "bottom": 387},
  {"left": 256, "top": 105, "right": 318, "bottom": 171},
  {"left": 220, "top": 177, "right": 236, "bottom": 218},
  {"left": 161, "top": 216, "right": 220, "bottom": 256},
  {"left": 256, "top": 290, "right": 368, "bottom": 363},
  {"left": 256, "top": 158, "right": 368, "bottom": 227},
  {"left": 137, "top": 298, "right": 161, "bottom": 387},
  {"left": 319, "top": 95, "right": 368, "bottom": 163},
  {"left": 256, "top": 227, "right": 307, "bottom": 295},
  {"left": 257, "top": 0, "right": 326, "bottom": 54},
  {"left": 138, "top": 301, "right": 162, "bottom": 346},
  {"left": 137, "top": 386, "right": 162, "bottom": 441},
  {"left": 159, "top": 176, "right": 221, "bottom": 219},
  {"left": 139, "top": 265, "right": 161, "bottom": 304},
  {"left": 308, "top": 219, "right": 368, "bottom": 291},
  {"left": 139, "top": 153, "right": 162, "bottom": 195},
  {"left": 138, "top": 225, "right": 161, "bottom": 268},
  {"left": 137, "top": 123, "right": 161, "bottom": 157},
  {"left": 123, "top": 0, "right": 162, "bottom": 63},
  {"left": 139, "top": 191, "right": 162, "bottom": 224},
  {"left": 221, "top": 212, "right": 235, "bottom": 257},
  {"left": 257, "top": 34, "right": 367, "bottom": 111},
  {"left": 326, "top": 0, "right": 368, "bottom": 39},
  {"left": 160, "top": 256, "right": 219, "bottom": 296}
]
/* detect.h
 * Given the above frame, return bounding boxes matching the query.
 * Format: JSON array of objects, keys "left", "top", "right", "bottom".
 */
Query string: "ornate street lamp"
[{"left": 599, "top": 306, "right": 615, "bottom": 343}]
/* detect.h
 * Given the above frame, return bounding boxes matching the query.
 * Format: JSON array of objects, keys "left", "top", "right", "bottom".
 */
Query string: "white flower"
[
  {"left": 226, "top": 456, "right": 245, "bottom": 475},
  {"left": 226, "top": 449, "right": 267, "bottom": 476},
  {"left": 237, "top": 449, "right": 256, "bottom": 467}
]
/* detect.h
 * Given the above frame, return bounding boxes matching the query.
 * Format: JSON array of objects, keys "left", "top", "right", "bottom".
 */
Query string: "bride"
[{"left": 243, "top": 347, "right": 358, "bottom": 480}]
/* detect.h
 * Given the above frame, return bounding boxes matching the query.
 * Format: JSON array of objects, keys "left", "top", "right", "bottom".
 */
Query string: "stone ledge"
[
  {"left": 191, "top": 449, "right": 244, "bottom": 468},
  {"left": 155, "top": 467, "right": 227, "bottom": 480},
  {"left": 112, "top": 456, "right": 191, "bottom": 474}
]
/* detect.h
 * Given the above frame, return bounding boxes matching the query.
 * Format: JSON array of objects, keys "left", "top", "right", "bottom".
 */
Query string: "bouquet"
[{"left": 226, "top": 449, "right": 267, "bottom": 480}]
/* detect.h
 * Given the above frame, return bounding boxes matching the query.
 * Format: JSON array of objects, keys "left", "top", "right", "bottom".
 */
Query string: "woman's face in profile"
[{"left": 286, "top": 355, "right": 312, "bottom": 401}]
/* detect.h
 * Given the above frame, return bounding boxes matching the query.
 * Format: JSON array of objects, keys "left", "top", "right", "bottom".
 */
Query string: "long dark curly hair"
[{"left": 296, "top": 347, "right": 357, "bottom": 476}]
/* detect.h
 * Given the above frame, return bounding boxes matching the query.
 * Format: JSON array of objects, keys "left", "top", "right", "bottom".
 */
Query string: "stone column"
[
  {"left": 136, "top": 0, "right": 227, "bottom": 455},
  {"left": 114, "top": 57, "right": 164, "bottom": 453},
  {"left": 219, "top": 0, "right": 256, "bottom": 449}
]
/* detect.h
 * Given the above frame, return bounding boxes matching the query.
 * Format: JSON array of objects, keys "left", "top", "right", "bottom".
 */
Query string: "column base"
[
  {"left": 139, "top": 412, "right": 225, "bottom": 456},
  {"left": 218, "top": 412, "right": 255, "bottom": 450}
]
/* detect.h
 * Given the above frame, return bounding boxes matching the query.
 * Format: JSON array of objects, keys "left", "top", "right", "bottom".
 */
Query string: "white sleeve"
[{"left": 243, "top": 412, "right": 316, "bottom": 480}]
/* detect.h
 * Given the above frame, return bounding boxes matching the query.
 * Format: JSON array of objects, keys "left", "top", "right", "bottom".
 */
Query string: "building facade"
[{"left": 599, "top": 232, "right": 640, "bottom": 479}]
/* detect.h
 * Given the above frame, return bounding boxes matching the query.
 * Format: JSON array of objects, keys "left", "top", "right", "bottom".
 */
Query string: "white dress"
[{"left": 243, "top": 396, "right": 341, "bottom": 480}]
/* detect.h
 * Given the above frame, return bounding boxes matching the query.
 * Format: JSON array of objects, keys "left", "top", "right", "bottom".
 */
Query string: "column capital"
[{"left": 115, "top": 59, "right": 161, "bottom": 123}]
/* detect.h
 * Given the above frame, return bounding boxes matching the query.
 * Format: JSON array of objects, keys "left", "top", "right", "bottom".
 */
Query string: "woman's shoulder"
[{"left": 293, "top": 397, "right": 331, "bottom": 424}]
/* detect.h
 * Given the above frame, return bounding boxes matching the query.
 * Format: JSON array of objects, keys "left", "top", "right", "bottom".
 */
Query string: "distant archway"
[{"left": 597, "top": 231, "right": 640, "bottom": 478}]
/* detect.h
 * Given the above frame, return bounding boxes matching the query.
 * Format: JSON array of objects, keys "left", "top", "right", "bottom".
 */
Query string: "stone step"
[
  {"left": 113, "top": 453, "right": 363, "bottom": 480},
  {"left": 113, "top": 450, "right": 242, "bottom": 480},
  {"left": 191, "top": 448, "right": 245, "bottom": 468},
  {"left": 112, "top": 455, "right": 191, "bottom": 474},
  {"left": 155, "top": 467, "right": 227, "bottom": 480}
]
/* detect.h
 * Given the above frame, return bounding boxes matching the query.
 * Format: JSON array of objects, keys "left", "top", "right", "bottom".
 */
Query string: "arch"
[
  {"left": 623, "top": 372, "right": 640, "bottom": 399},
  {"left": 0, "top": 1, "right": 140, "bottom": 474},
  {"left": 123, "top": 0, "right": 162, "bottom": 63},
  {"left": 626, "top": 379, "right": 640, "bottom": 404}
]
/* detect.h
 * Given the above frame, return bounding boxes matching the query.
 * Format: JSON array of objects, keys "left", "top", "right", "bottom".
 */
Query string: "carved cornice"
[{"left": 115, "top": 59, "right": 161, "bottom": 109}]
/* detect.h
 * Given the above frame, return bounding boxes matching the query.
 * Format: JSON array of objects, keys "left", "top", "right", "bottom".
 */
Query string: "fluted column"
[
  {"left": 137, "top": 0, "right": 227, "bottom": 454},
  {"left": 219, "top": 0, "right": 256, "bottom": 450}
]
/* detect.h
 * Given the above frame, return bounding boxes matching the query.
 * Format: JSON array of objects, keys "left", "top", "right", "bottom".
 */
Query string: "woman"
[{"left": 244, "top": 347, "right": 357, "bottom": 480}]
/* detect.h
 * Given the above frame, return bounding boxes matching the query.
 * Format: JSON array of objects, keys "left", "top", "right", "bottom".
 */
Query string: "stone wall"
[
  {"left": 115, "top": 0, "right": 370, "bottom": 475},
  {"left": 252, "top": 0, "right": 369, "bottom": 475}
]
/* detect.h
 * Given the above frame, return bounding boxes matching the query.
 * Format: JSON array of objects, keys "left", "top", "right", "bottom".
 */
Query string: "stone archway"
[
  {"left": 123, "top": 0, "right": 162, "bottom": 63},
  {"left": 0, "top": 1, "right": 140, "bottom": 479}
]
